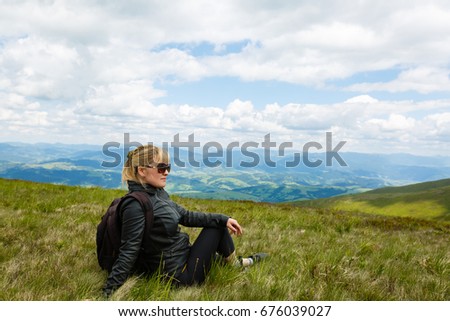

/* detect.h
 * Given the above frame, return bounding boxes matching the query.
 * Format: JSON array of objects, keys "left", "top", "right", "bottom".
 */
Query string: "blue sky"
[
  {"left": 155, "top": 70, "right": 450, "bottom": 108},
  {"left": 1, "top": 1, "right": 450, "bottom": 155}
]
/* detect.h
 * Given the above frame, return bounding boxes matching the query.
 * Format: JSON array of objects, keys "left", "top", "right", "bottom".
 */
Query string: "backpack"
[{"left": 96, "top": 191, "right": 154, "bottom": 272}]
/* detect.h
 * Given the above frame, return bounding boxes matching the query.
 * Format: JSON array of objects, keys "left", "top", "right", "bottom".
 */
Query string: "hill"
[
  {"left": 3, "top": 142, "right": 450, "bottom": 202},
  {"left": 295, "top": 179, "right": 450, "bottom": 221},
  {"left": 1, "top": 178, "right": 448, "bottom": 301}
]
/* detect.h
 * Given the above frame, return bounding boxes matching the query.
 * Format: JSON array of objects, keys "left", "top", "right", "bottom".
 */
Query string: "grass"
[
  {"left": 0, "top": 178, "right": 449, "bottom": 300},
  {"left": 296, "top": 179, "right": 450, "bottom": 221}
]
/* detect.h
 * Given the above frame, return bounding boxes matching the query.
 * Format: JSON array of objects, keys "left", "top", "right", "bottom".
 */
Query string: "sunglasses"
[{"left": 144, "top": 163, "right": 171, "bottom": 174}]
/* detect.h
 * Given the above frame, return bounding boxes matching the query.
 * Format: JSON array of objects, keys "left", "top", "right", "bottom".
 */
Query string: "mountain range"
[{"left": 1, "top": 142, "right": 450, "bottom": 202}]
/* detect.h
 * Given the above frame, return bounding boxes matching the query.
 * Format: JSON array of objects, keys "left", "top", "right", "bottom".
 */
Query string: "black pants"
[{"left": 175, "top": 227, "right": 235, "bottom": 286}]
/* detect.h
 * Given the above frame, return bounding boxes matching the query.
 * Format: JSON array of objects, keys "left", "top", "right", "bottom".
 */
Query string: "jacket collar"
[{"left": 127, "top": 180, "right": 160, "bottom": 195}]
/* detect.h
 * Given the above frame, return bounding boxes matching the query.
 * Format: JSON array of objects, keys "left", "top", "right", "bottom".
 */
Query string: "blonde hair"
[{"left": 122, "top": 144, "right": 170, "bottom": 185}]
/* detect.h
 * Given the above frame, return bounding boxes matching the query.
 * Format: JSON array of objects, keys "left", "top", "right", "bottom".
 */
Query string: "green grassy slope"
[
  {"left": 295, "top": 179, "right": 450, "bottom": 221},
  {"left": 365, "top": 178, "right": 450, "bottom": 194},
  {"left": 1, "top": 178, "right": 449, "bottom": 301}
]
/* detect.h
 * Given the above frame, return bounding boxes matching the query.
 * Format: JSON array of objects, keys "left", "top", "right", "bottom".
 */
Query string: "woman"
[{"left": 103, "top": 144, "right": 267, "bottom": 296}]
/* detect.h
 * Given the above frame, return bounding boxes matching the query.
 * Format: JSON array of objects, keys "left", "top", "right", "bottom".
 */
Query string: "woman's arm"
[
  {"left": 171, "top": 200, "right": 229, "bottom": 228},
  {"left": 103, "top": 200, "right": 145, "bottom": 296}
]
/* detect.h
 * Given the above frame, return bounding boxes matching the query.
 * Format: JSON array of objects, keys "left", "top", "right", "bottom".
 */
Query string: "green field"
[
  {"left": 1, "top": 178, "right": 448, "bottom": 300},
  {"left": 296, "top": 179, "right": 450, "bottom": 221}
]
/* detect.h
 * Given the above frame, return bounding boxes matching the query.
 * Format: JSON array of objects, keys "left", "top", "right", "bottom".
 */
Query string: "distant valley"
[{"left": 1, "top": 142, "right": 450, "bottom": 202}]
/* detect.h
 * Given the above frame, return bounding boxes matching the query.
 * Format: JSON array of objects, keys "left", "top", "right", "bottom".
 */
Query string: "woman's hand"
[{"left": 226, "top": 218, "right": 243, "bottom": 236}]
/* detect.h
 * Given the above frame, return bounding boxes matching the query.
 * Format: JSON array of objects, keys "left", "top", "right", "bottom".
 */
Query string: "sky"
[{"left": 1, "top": 0, "right": 450, "bottom": 156}]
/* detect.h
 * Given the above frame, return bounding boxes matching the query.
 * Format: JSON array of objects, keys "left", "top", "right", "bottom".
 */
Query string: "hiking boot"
[
  {"left": 238, "top": 253, "right": 269, "bottom": 267},
  {"left": 249, "top": 252, "right": 269, "bottom": 263}
]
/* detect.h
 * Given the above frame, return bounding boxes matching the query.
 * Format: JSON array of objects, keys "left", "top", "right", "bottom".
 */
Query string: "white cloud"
[
  {"left": 366, "top": 114, "right": 417, "bottom": 131},
  {"left": 346, "top": 67, "right": 450, "bottom": 93},
  {"left": 2, "top": 1, "right": 450, "bottom": 88},
  {"left": 423, "top": 112, "right": 450, "bottom": 139},
  {"left": 1, "top": 1, "right": 450, "bottom": 155},
  {"left": 0, "top": 36, "right": 85, "bottom": 99},
  {"left": 1, "top": 90, "right": 450, "bottom": 155},
  {"left": 2, "top": 0, "right": 449, "bottom": 86},
  {"left": 345, "top": 95, "right": 379, "bottom": 104},
  {"left": 224, "top": 99, "right": 254, "bottom": 119},
  {"left": 79, "top": 80, "right": 164, "bottom": 117}
]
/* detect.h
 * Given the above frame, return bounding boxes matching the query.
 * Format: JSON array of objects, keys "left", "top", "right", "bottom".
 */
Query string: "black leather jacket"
[{"left": 103, "top": 181, "right": 229, "bottom": 295}]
